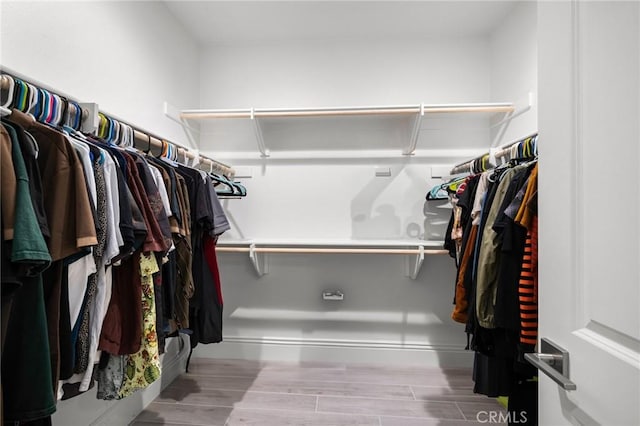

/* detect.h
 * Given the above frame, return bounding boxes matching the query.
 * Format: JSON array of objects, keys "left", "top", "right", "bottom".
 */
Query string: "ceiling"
[{"left": 163, "top": 1, "right": 519, "bottom": 46}]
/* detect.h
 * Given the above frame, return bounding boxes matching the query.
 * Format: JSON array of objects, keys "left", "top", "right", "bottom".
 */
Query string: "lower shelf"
[{"left": 215, "top": 240, "right": 448, "bottom": 280}]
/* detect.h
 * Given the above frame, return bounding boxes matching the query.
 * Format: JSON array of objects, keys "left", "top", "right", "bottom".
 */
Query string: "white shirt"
[
  {"left": 66, "top": 136, "right": 97, "bottom": 330},
  {"left": 101, "top": 149, "right": 123, "bottom": 263}
]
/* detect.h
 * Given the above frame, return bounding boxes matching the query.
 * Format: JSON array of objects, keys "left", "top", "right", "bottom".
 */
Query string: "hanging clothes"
[
  {"left": 1, "top": 90, "right": 233, "bottom": 423},
  {"left": 442, "top": 148, "right": 538, "bottom": 426},
  {"left": 1, "top": 122, "right": 55, "bottom": 423}
]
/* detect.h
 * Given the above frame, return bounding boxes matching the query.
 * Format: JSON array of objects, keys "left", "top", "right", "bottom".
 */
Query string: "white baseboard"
[
  {"left": 51, "top": 335, "right": 189, "bottom": 426},
  {"left": 193, "top": 335, "right": 473, "bottom": 368}
]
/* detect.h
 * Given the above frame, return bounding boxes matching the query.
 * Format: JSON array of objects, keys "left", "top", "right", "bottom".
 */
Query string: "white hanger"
[{"left": 1, "top": 75, "right": 15, "bottom": 109}]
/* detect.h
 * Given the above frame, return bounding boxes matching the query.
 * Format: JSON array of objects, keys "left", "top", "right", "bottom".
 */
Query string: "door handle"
[{"left": 524, "top": 338, "right": 577, "bottom": 391}]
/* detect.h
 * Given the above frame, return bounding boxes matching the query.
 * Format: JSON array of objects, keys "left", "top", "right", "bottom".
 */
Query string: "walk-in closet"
[{"left": 1, "top": 1, "right": 638, "bottom": 425}]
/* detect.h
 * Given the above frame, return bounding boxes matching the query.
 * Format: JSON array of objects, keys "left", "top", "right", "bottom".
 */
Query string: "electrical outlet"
[{"left": 323, "top": 290, "right": 344, "bottom": 301}]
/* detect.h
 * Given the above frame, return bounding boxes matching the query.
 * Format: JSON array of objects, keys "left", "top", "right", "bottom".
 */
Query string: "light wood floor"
[{"left": 131, "top": 358, "right": 506, "bottom": 426}]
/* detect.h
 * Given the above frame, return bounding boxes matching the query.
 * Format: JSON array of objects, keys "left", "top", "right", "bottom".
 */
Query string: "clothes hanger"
[
  {"left": 26, "top": 83, "right": 38, "bottom": 115},
  {"left": 58, "top": 97, "right": 68, "bottom": 128},
  {"left": 40, "top": 88, "right": 53, "bottom": 123},
  {"left": 14, "top": 79, "right": 26, "bottom": 111},
  {"left": 106, "top": 116, "right": 115, "bottom": 143},
  {"left": 100, "top": 114, "right": 107, "bottom": 138},
  {"left": 49, "top": 93, "right": 61, "bottom": 126},
  {"left": 105, "top": 116, "right": 113, "bottom": 142},
  {"left": 65, "top": 102, "right": 77, "bottom": 129},
  {"left": 214, "top": 172, "right": 246, "bottom": 197},
  {"left": 210, "top": 173, "right": 236, "bottom": 195},
  {"left": 73, "top": 102, "right": 83, "bottom": 130},
  {"left": 124, "top": 124, "right": 139, "bottom": 152},
  {"left": 113, "top": 120, "right": 122, "bottom": 145},
  {"left": 1, "top": 75, "right": 15, "bottom": 109},
  {"left": 43, "top": 91, "right": 53, "bottom": 123},
  {"left": 12, "top": 79, "right": 23, "bottom": 111},
  {"left": 232, "top": 181, "right": 247, "bottom": 197},
  {"left": 33, "top": 88, "right": 44, "bottom": 121},
  {"left": 144, "top": 133, "right": 152, "bottom": 155},
  {"left": 190, "top": 150, "right": 200, "bottom": 168},
  {"left": 156, "top": 139, "right": 166, "bottom": 158},
  {"left": 42, "top": 88, "right": 53, "bottom": 123},
  {"left": 426, "top": 184, "right": 449, "bottom": 201},
  {"left": 158, "top": 140, "right": 178, "bottom": 166},
  {"left": 124, "top": 124, "right": 132, "bottom": 148}
]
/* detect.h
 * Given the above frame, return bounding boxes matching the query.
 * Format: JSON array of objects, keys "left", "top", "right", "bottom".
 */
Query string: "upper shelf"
[{"left": 165, "top": 102, "right": 515, "bottom": 158}]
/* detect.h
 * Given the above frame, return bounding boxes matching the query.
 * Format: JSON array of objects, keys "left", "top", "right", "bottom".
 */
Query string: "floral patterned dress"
[{"left": 118, "top": 253, "right": 161, "bottom": 398}]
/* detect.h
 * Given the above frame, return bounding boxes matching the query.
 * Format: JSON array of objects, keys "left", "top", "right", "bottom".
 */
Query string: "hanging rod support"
[
  {"left": 405, "top": 245, "right": 425, "bottom": 280},
  {"left": 403, "top": 103, "right": 425, "bottom": 155},
  {"left": 490, "top": 91, "right": 534, "bottom": 130},
  {"left": 217, "top": 243, "right": 446, "bottom": 279},
  {"left": 164, "top": 101, "right": 200, "bottom": 149},
  {"left": 250, "top": 107, "right": 270, "bottom": 157},
  {"left": 248, "top": 243, "right": 267, "bottom": 276}
]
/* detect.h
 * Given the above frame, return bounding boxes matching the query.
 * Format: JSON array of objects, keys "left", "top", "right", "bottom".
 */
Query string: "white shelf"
[
  {"left": 217, "top": 238, "right": 445, "bottom": 248},
  {"left": 215, "top": 238, "right": 448, "bottom": 280},
  {"left": 165, "top": 101, "right": 514, "bottom": 157}
]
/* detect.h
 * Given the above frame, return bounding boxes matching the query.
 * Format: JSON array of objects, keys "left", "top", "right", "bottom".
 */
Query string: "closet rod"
[
  {"left": 0, "top": 68, "right": 234, "bottom": 177},
  {"left": 180, "top": 103, "right": 514, "bottom": 120},
  {"left": 216, "top": 247, "right": 449, "bottom": 255},
  {"left": 449, "top": 132, "right": 538, "bottom": 175},
  {"left": 130, "top": 129, "right": 233, "bottom": 177}
]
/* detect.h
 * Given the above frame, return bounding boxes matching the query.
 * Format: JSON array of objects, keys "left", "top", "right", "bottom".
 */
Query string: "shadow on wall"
[
  {"left": 352, "top": 204, "right": 401, "bottom": 239},
  {"left": 423, "top": 197, "right": 452, "bottom": 241},
  {"left": 350, "top": 167, "right": 400, "bottom": 239}
]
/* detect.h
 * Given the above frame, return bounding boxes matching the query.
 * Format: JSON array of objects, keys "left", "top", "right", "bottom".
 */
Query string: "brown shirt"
[
  {"left": 0, "top": 124, "right": 17, "bottom": 240},
  {"left": 122, "top": 153, "right": 167, "bottom": 253}
]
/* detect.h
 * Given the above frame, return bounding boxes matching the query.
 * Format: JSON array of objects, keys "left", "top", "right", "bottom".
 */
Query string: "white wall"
[
  {"left": 199, "top": 38, "right": 490, "bottom": 108},
  {"left": 199, "top": 36, "right": 494, "bottom": 241},
  {"left": 197, "top": 38, "right": 493, "bottom": 154},
  {"left": 0, "top": 0, "right": 199, "bottom": 146},
  {"left": 489, "top": 1, "right": 538, "bottom": 146},
  {"left": 194, "top": 36, "right": 496, "bottom": 366},
  {"left": 221, "top": 163, "right": 445, "bottom": 242}
]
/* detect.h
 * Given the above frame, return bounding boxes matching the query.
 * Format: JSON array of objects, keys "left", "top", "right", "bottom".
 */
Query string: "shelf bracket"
[
  {"left": 405, "top": 245, "right": 425, "bottom": 280},
  {"left": 403, "top": 103, "right": 424, "bottom": 155},
  {"left": 251, "top": 108, "right": 270, "bottom": 158},
  {"left": 164, "top": 101, "right": 200, "bottom": 149},
  {"left": 490, "top": 91, "right": 534, "bottom": 130},
  {"left": 249, "top": 243, "right": 268, "bottom": 276}
]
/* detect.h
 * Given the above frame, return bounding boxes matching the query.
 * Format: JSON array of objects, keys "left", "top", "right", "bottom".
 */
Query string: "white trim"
[
  {"left": 221, "top": 335, "right": 466, "bottom": 352},
  {"left": 571, "top": 0, "right": 587, "bottom": 330},
  {"left": 194, "top": 336, "right": 473, "bottom": 367},
  {"left": 573, "top": 322, "right": 640, "bottom": 369}
]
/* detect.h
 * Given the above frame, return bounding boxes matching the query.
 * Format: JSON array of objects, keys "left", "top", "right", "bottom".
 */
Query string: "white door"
[{"left": 537, "top": 1, "right": 640, "bottom": 425}]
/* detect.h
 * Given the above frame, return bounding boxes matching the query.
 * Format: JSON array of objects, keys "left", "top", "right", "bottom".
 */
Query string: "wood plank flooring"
[{"left": 131, "top": 358, "right": 506, "bottom": 426}]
